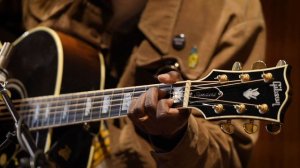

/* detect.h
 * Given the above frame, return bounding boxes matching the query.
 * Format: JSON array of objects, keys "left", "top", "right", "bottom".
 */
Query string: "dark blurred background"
[{"left": 249, "top": 0, "right": 300, "bottom": 167}]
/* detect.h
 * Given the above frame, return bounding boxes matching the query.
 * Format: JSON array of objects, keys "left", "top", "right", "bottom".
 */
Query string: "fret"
[
  {"left": 47, "top": 99, "right": 57, "bottom": 127},
  {"left": 89, "top": 92, "right": 95, "bottom": 121},
  {"left": 37, "top": 102, "right": 46, "bottom": 128},
  {"left": 83, "top": 93, "right": 93, "bottom": 121},
  {"left": 132, "top": 86, "right": 147, "bottom": 99},
  {"left": 101, "top": 91, "right": 111, "bottom": 119},
  {"left": 21, "top": 100, "right": 31, "bottom": 127},
  {"left": 91, "top": 91, "right": 102, "bottom": 120},
  {"left": 59, "top": 99, "right": 69, "bottom": 124},
  {"left": 31, "top": 99, "right": 40, "bottom": 128},
  {"left": 110, "top": 89, "right": 122, "bottom": 117},
  {"left": 121, "top": 88, "right": 134, "bottom": 116},
  {"left": 27, "top": 100, "right": 34, "bottom": 128},
  {"left": 53, "top": 98, "right": 62, "bottom": 125},
  {"left": 67, "top": 94, "right": 78, "bottom": 123},
  {"left": 40, "top": 101, "right": 50, "bottom": 127},
  {"left": 74, "top": 96, "right": 86, "bottom": 123}
]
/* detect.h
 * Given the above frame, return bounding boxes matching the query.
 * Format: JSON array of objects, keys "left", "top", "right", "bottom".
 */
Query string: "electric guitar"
[{"left": 0, "top": 27, "right": 291, "bottom": 167}]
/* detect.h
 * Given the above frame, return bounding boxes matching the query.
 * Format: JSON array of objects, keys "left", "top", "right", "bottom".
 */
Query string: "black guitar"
[
  {"left": 0, "top": 27, "right": 291, "bottom": 167},
  {"left": 0, "top": 27, "right": 105, "bottom": 168}
]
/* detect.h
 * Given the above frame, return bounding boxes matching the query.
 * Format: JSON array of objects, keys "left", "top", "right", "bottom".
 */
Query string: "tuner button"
[
  {"left": 232, "top": 61, "right": 242, "bottom": 71},
  {"left": 243, "top": 120, "right": 259, "bottom": 134},
  {"left": 239, "top": 74, "right": 250, "bottom": 82},
  {"left": 220, "top": 120, "right": 234, "bottom": 134},
  {"left": 213, "top": 104, "right": 224, "bottom": 114},
  {"left": 251, "top": 60, "right": 267, "bottom": 70},
  {"left": 256, "top": 104, "right": 269, "bottom": 114},
  {"left": 276, "top": 60, "right": 287, "bottom": 66},
  {"left": 234, "top": 104, "right": 246, "bottom": 114},
  {"left": 265, "top": 123, "right": 282, "bottom": 135},
  {"left": 262, "top": 73, "right": 273, "bottom": 83},
  {"left": 217, "top": 74, "right": 228, "bottom": 82}
]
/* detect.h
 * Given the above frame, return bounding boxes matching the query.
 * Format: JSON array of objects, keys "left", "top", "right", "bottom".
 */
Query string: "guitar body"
[{"left": 0, "top": 27, "right": 105, "bottom": 167}]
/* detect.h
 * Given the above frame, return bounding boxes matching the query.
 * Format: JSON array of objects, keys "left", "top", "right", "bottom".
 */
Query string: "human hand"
[{"left": 128, "top": 71, "right": 190, "bottom": 143}]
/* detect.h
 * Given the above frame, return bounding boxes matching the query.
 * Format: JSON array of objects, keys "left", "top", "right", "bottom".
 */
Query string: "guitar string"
[
  {"left": 0, "top": 79, "right": 241, "bottom": 113},
  {"left": 0, "top": 78, "right": 250, "bottom": 112},
  {"left": 0, "top": 79, "right": 266, "bottom": 122},
  {"left": 0, "top": 80, "right": 234, "bottom": 105},
  {"left": 0, "top": 79, "right": 251, "bottom": 118},
  {"left": 0, "top": 79, "right": 266, "bottom": 121},
  {"left": 0, "top": 99, "right": 262, "bottom": 129}
]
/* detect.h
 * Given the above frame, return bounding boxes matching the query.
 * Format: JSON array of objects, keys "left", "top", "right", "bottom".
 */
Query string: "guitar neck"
[
  {"left": 14, "top": 82, "right": 188, "bottom": 130},
  {"left": 2, "top": 64, "right": 290, "bottom": 130}
]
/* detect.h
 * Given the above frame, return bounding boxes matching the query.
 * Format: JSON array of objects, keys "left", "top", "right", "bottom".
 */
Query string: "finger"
[
  {"left": 127, "top": 93, "right": 147, "bottom": 121},
  {"left": 156, "top": 99, "right": 176, "bottom": 118},
  {"left": 157, "top": 71, "right": 182, "bottom": 84},
  {"left": 157, "top": 99, "right": 190, "bottom": 119},
  {"left": 144, "top": 87, "right": 159, "bottom": 119}
]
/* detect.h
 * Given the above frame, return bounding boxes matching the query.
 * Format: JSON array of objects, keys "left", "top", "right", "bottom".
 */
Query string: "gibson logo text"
[{"left": 270, "top": 81, "right": 282, "bottom": 107}]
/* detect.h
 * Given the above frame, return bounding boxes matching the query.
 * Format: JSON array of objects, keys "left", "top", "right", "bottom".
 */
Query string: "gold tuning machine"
[
  {"left": 213, "top": 104, "right": 224, "bottom": 114},
  {"left": 234, "top": 104, "right": 246, "bottom": 114},
  {"left": 232, "top": 61, "right": 242, "bottom": 71},
  {"left": 256, "top": 104, "right": 269, "bottom": 114},
  {"left": 239, "top": 74, "right": 250, "bottom": 82},
  {"left": 276, "top": 60, "right": 287, "bottom": 66},
  {"left": 243, "top": 120, "right": 259, "bottom": 134},
  {"left": 265, "top": 123, "right": 282, "bottom": 135},
  {"left": 251, "top": 60, "right": 267, "bottom": 70},
  {"left": 217, "top": 74, "right": 228, "bottom": 82},
  {"left": 262, "top": 72, "right": 273, "bottom": 83},
  {"left": 220, "top": 120, "right": 234, "bottom": 134}
]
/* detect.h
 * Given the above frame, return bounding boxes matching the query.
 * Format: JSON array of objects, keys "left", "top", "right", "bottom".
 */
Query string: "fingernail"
[{"left": 157, "top": 74, "right": 169, "bottom": 81}]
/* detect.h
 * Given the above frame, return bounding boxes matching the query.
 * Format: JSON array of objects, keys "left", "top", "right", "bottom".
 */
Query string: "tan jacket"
[
  {"left": 23, "top": 0, "right": 265, "bottom": 167},
  {"left": 114, "top": 0, "right": 265, "bottom": 167}
]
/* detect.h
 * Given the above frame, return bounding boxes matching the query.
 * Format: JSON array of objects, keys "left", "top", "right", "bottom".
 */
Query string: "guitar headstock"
[{"left": 187, "top": 60, "right": 291, "bottom": 134}]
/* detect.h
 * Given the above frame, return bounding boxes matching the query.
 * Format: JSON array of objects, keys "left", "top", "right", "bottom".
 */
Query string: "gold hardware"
[
  {"left": 217, "top": 74, "right": 228, "bottom": 82},
  {"left": 213, "top": 104, "right": 224, "bottom": 114},
  {"left": 239, "top": 74, "right": 250, "bottom": 82},
  {"left": 234, "top": 104, "right": 246, "bottom": 114},
  {"left": 256, "top": 104, "right": 269, "bottom": 114},
  {"left": 276, "top": 60, "right": 287, "bottom": 66},
  {"left": 220, "top": 120, "right": 234, "bottom": 134},
  {"left": 232, "top": 62, "right": 242, "bottom": 71},
  {"left": 251, "top": 60, "right": 267, "bottom": 70},
  {"left": 262, "top": 73, "right": 273, "bottom": 83},
  {"left": 265, "top": 123, "right": 282, "bottom": 135},
  {"left": 243, "top": 120, "right": 258, "bottom": 134}
]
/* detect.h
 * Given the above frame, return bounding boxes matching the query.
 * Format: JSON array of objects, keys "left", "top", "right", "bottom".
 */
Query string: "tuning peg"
[
  {"left": 256, "top": 104, "right": 269, "bottom": 114},
  {"left": 239, "top": 74, "right": 251, "bottom": 82},
  {"left": 251, "top": 60, "right": 267, "bottom": 70},
  {"left": 265, "top": 123, "right": 282, "bottom": 135},
  {"left": 217, "top": 74, "right": 228, "bottom": 82},
  {"left": 243, "top": 120, "right": 258, "bottom": 134},
  {"left": 213, "top": 104, "right": 224, "bottom": 114},
  {"left": 234, "top": 104, "right": 246, "bottom": 114},
  {"left": 276, "top": 60, "right": 287, "bottom": 66},
  {"left": 232, "top": 61, "right": 242, "bottom": 71},
  {"left": 262, "top": 72, "right": 273, "bottom": 83},
  {"left": 220, "top": 120, "right": 234, "bottom": 134}
]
